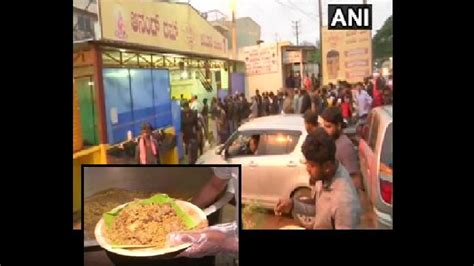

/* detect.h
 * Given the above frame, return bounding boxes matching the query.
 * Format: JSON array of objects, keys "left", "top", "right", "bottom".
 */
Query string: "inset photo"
[{"left": 83, "top": 165, "right": 239, "bottom": 266}]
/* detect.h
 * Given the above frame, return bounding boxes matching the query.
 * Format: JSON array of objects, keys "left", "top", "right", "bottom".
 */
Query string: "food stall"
[{"left": 83, "top": 166, "right": 236, "bottom": 265}]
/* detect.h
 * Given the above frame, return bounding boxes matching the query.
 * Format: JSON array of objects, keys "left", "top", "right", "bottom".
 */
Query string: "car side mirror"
[
  {"left": 222, "top": 148, "right": 228, "bottom": 160},
  {"left": 215, "top": 144, "right": 224, "bottom": 155}
]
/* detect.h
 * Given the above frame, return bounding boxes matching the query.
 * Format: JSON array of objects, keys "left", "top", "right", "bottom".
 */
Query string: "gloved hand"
[{"left": 167, "top": 222, "right": 238, "bottom": 258}]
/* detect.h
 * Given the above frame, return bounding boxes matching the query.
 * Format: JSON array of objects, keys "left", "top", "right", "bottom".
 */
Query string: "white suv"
[{"left": 197, "top": 114, "right": 315, "bottom": 227}]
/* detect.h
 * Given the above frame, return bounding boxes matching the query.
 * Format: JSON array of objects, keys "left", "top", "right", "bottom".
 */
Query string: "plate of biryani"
[{"left": 94, "top": 193, "right": 208, "bottom": 257}]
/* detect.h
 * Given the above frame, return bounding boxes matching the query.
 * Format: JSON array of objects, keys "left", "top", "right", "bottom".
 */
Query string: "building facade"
[
  {"left": 73, "top": 0, "right": 98, "bottom": 41},
  {"left": 205, "top": 10, "right": 261, "bottom": 50}
]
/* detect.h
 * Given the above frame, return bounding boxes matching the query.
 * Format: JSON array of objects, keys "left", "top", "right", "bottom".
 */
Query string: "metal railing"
[{"left": 195, "top": 69, "right": 213, "bottom": 92}]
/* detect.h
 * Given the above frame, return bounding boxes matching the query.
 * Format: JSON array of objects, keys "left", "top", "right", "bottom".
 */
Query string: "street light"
[
  {"left": 230, "top": 0, "right": 237, "bottom": 12},
  {"left": 230, "top": 0, "right": 237, "bottom": 60}
]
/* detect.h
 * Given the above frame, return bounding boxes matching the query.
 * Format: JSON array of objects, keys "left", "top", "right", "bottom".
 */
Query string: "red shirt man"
[{"left": 304, "top": 74, "right": 312, "bottom": 92}]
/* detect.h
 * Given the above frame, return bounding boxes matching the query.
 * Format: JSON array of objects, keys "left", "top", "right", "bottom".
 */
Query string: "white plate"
[
  {"left": 279, "top": 225, "right": 305, "bottom": 230},
  {"left": 94, "top": 200, "right": 207, "bottom": 257}
]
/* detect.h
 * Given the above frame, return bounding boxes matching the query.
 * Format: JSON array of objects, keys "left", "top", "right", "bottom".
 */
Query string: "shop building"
[{"left": 73, "top": 0, "right": 245, "bottom": 217}]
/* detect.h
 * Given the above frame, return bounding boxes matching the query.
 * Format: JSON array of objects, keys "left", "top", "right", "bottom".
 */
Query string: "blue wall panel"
[
  {"left": 103, "top": 69, "right": 133, "bottom": 144},
  {"left": 130, "top": 69, "right": 154, "bottom": 135},
  {"left": 103, "top": 68, "right": 172, "bottom": 144}
]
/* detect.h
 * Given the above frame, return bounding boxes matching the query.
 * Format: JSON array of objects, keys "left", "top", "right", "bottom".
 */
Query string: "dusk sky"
[{"left": 191, "top": 0, "right": 392, "bottom": 45}]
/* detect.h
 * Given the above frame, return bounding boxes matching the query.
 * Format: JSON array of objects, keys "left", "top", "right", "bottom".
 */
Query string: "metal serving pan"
[{"left": 83, "top": 166, "right": 234, "bottom": 248}]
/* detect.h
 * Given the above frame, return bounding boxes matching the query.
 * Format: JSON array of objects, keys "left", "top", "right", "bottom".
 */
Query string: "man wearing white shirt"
[
  {"left": 356, "top": 82, "right": 372, "bottom": 120},
  {"left": 190, "top": 95, "right": 202, "bottom": 113}
]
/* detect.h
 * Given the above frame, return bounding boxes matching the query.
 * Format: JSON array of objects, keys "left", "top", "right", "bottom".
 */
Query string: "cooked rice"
[{"left": 106, "top": 202, "right": 186, "bottom": 247}]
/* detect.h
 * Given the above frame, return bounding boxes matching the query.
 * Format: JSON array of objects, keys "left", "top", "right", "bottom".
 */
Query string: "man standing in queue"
[
  {"left": 320, "top": 107, "right": 363, "bottom": 191},
  {"left": 274, "top": 128, "right": 361, "bottom": 229},
  {"left": 181, "top": 102, "right": 199, "bottom": 164},
  {"left": 303, "top": 110, "right": 320, "bottom": 134}
]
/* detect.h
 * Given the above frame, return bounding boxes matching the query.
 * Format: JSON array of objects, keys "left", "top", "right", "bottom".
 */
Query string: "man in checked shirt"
[{"left": 274, "top": 127, "right": 362, "bottom": 229}]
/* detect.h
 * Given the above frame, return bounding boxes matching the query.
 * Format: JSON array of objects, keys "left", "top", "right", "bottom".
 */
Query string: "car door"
[
  {"left": 251, "top": 131, "right": 302, "bottom": 207},
  {"left": 366, "top": 113, "right": 381, "bottom": 203},
  {"left": 359, "top": 112, "right": 374, "bottom": 190},
  {"left": 224, "top": 131, "right": 263, "bottom": 205}
]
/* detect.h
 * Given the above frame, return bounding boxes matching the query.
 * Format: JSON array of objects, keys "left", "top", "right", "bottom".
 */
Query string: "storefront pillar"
[{"left": 91, "top": 44, "right": 108, "bottom": 144}]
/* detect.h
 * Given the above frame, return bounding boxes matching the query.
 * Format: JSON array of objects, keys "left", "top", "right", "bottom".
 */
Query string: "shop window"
[
  {"left": 77, "top": 15, "right": 85, "bottom": 31},
  {"left": 77, "top": 14, "right": 93, "bottom": 32}
]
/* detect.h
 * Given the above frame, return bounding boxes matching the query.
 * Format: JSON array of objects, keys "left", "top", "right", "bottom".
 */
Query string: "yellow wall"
[
  {"left": 73, "top": 145, "right": 107, "bottom": 213},
  {"left": 160, "top": 127, "right": 179, "bottom": 164},
  {"left": 247, "top": 72, "right": 283, "bottom": 97},
  {"left": 170, "top": 74, "right": 217, "bottom": 104},
  {"left": 170, "top": 79, "right": 196, "bottom": 100},
  {"left": 221, "top": 68, "right": 229, "bottom": 89}
]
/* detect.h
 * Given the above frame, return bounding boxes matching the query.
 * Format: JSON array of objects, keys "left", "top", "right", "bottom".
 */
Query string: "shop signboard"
[
  {"left": 283, "top": 51, "right": 302, "bottom": 64},
  {"left": 321, "top": 27, "right": 372, "bottom": 84},
  {"left": 99, "top": 0, "right": 228, "bottom": 58},
  {"left": 240, "top": 43, "right": 278, "bottom": 76}
]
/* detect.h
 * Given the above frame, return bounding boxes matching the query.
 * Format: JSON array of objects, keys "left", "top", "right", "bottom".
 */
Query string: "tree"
[
  {"left": 306, "top": 40, "right": 321, "bottom": 64},
  {"left": 373, "top": 15, "right": 393, "bottom": 60}
]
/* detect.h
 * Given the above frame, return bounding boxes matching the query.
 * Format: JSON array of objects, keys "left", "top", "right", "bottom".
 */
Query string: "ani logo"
[{"left": 115, "top": 11, "right": 128, "bottom": 40}]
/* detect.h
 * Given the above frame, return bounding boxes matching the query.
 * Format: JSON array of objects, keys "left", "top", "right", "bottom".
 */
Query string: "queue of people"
[
  {"left": 248, "top": 89, "right": 286, "bottom": 118},
  {"left": 178, "top": 89, "right": 292, "bottom": 164},
  {"left": 274, "top": 107, "right": 367, "bottom": 229},
  {"left": 275, "top": 126, "right": 362, "bottom": 229},
  {"left": 176, "top": 93, "right": 253, "bottom": 164},
  {"left": 140, "top": 72, "right": 392, "bottom": 167},
  {"left": 282, "top": 74, "right": 392, "bottom": 126},
  {"left": 273, "top": 73, "right": 393, "bottom": 229}
]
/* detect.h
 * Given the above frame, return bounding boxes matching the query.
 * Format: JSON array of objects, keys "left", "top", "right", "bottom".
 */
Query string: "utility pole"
[
  {"left": 231, "top": 10, "right": 237, "bottom": 61},
  {"left": 362, "top": 0, "right": 372, "bottom": 76},
  {"left": 230, "top": 0, "right": 238, "bottom": 95},
  {"left": 318, "top": 0, "right": 323, "bottom": 82},
  {"left": 292, "top": 20, "right": 300, "bottom": 45}
]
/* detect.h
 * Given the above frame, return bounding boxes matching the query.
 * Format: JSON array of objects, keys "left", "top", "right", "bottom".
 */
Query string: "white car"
[{"left": 197, "top": 114, "right": 316, "bottom": 227}]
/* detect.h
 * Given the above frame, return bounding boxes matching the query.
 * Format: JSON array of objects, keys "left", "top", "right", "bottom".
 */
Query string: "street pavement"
[{"left": 242, "top": 190, "right": 376, "bottom": 229}]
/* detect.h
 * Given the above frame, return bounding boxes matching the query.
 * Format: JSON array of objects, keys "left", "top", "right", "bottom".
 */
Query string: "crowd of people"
[
  {"left": 282, "top": 72, "right": 393, "bottom": 125},
  {"left": 178, "top": 93, "right": 254, "bottom": 164},
  {"left": 273, "top": 73, "right": 393, "bottom": 229},
  {"left": 136, "top": 72, "right": 393, "bottom": 165}
]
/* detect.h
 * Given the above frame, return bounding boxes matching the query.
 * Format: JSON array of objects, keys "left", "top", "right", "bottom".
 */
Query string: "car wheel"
[{"left": 291, "top": 187, "right": 315, "bottom": 228}]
